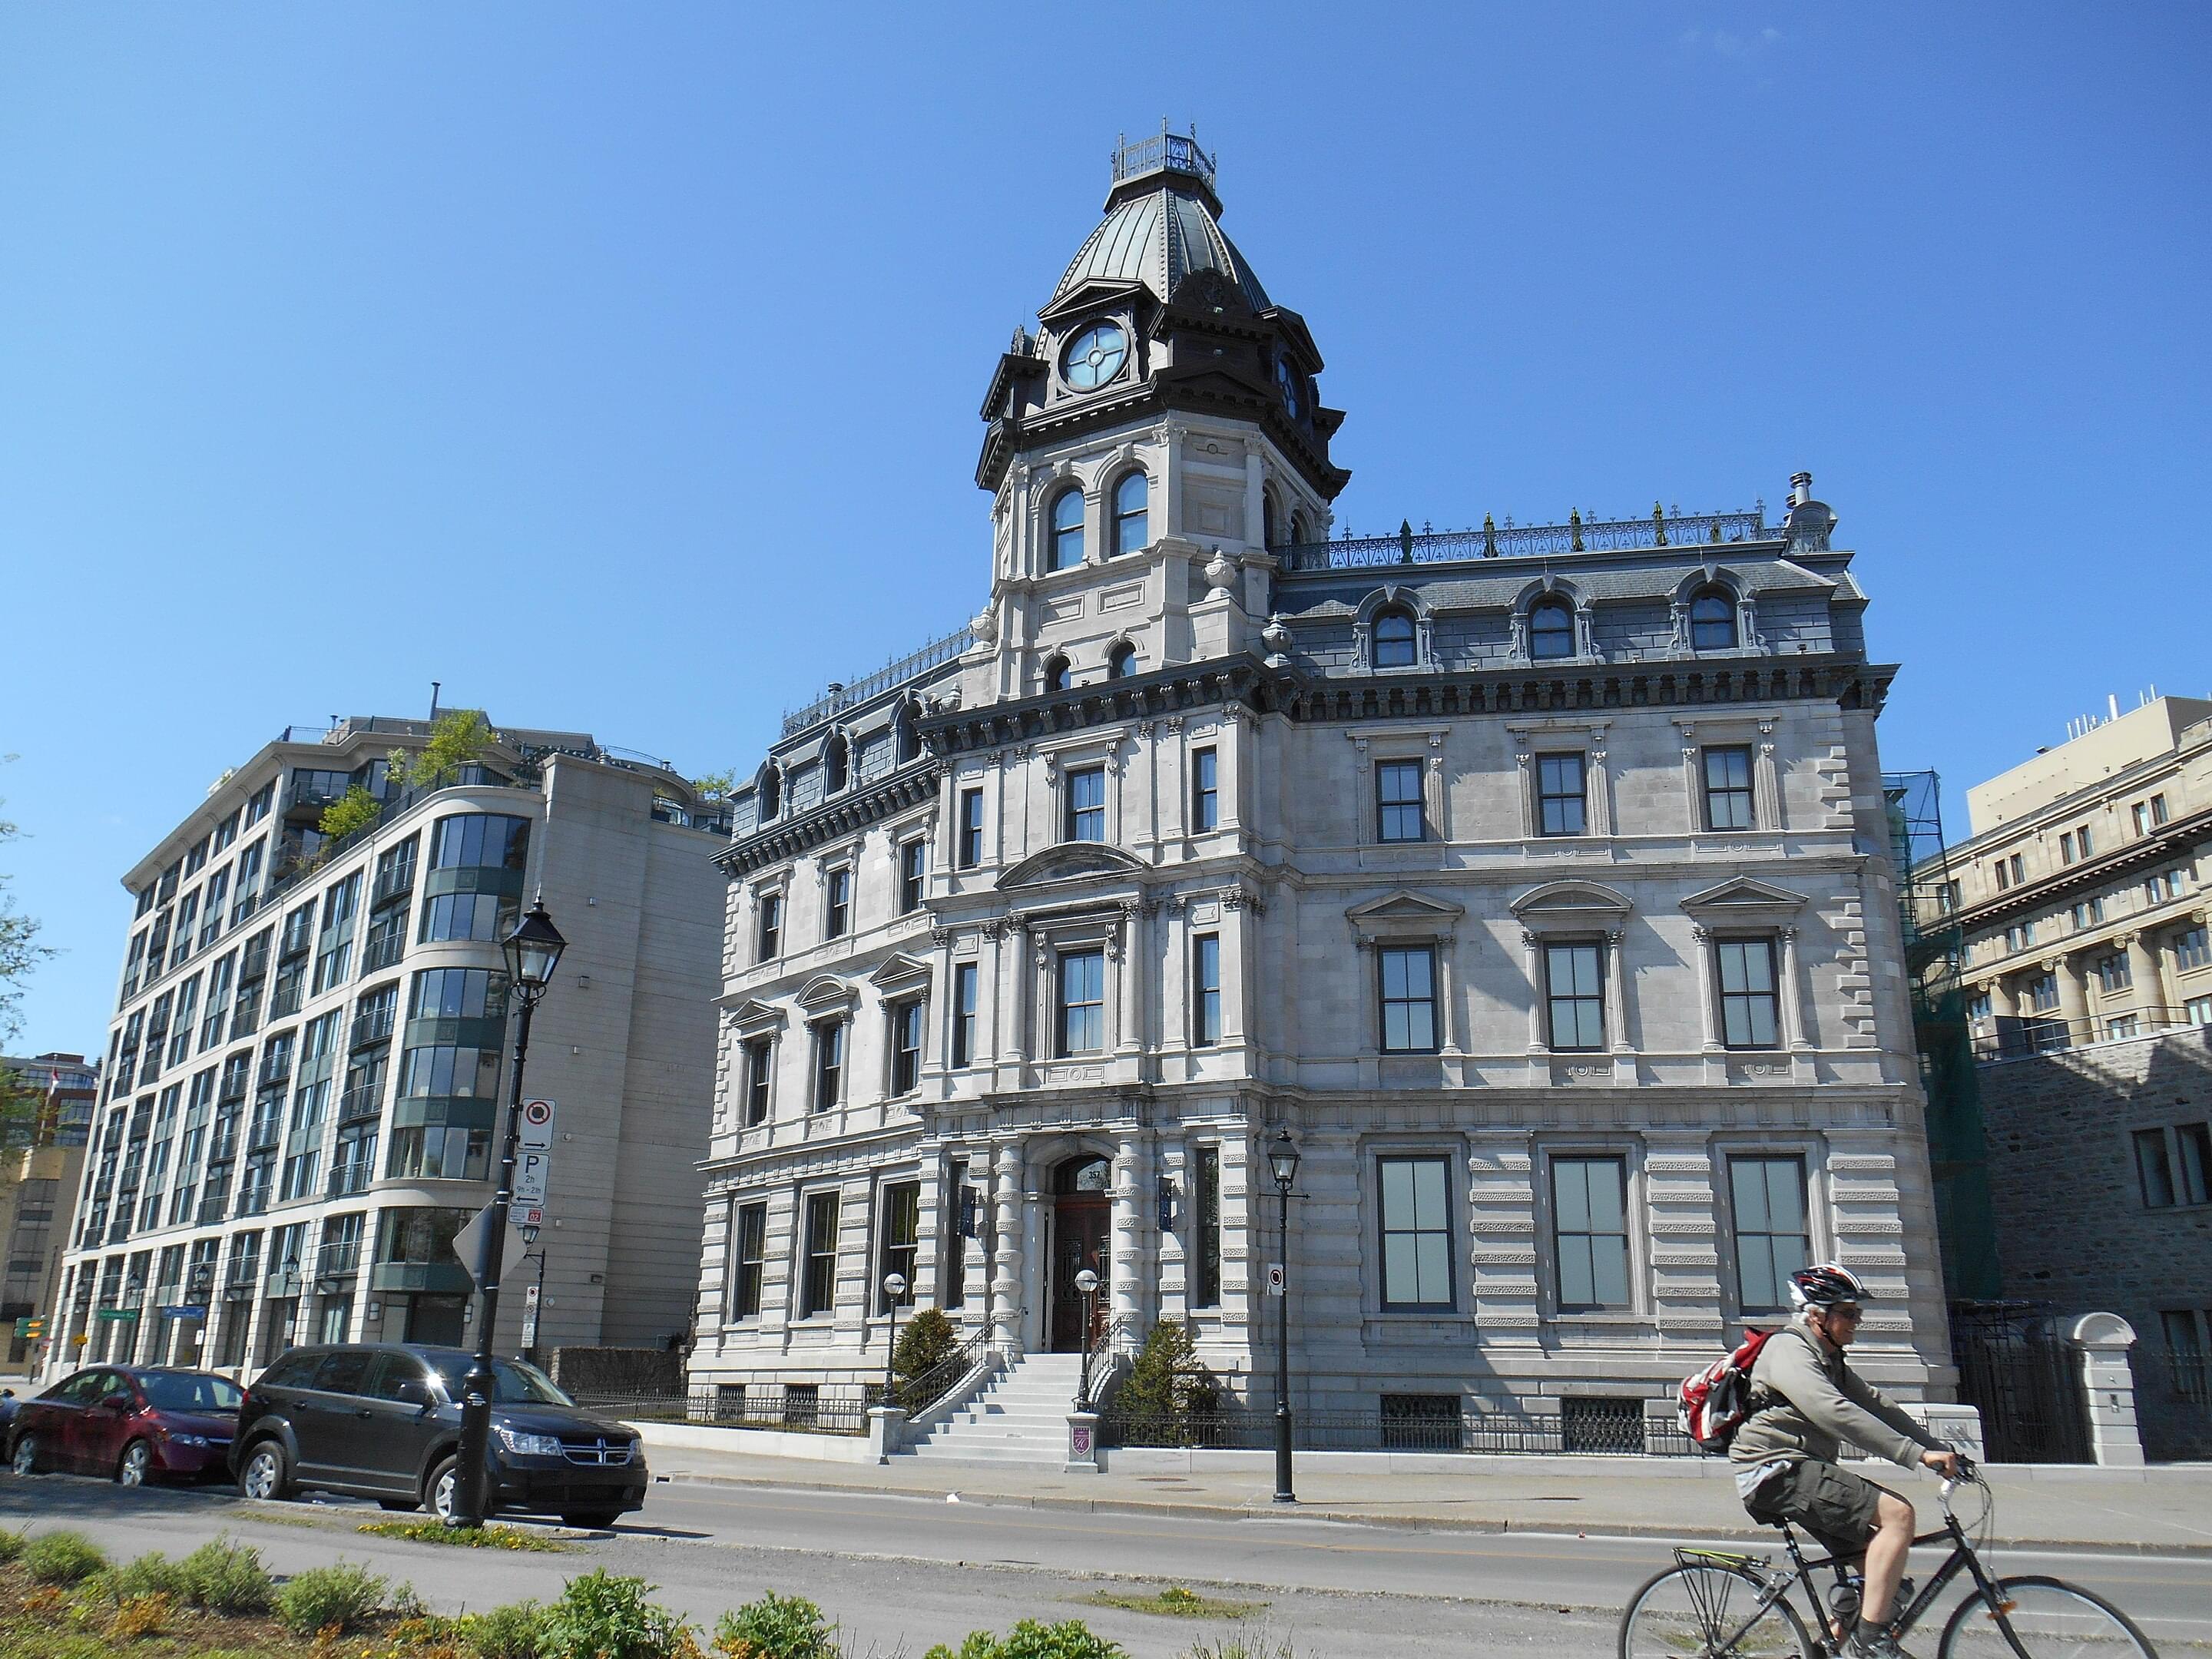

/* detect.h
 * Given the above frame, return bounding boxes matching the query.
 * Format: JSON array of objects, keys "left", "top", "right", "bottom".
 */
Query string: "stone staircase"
[{"left": 899, "top": 1352, "right": 1084, "bottom": 1465}]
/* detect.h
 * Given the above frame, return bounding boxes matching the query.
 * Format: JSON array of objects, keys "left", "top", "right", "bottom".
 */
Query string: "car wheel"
[
  {"left": 8, "top": 1434, "right": 37, "bottom": 1477},
  {"left": 116, "top": 1439, "right": 153, "bottom": 1486},
  {"left": 426, "top": 1456, "right": 460, "bottom": 1524},
  {"left": 561, "top": 1509, "right": 622, "bottom": 1530},
  {"left": 377, "top": 1498, "right": 419, "bottom": 1512},
  {"left": 237, "top": 1439, "right": 293, "bottom": 1502}
]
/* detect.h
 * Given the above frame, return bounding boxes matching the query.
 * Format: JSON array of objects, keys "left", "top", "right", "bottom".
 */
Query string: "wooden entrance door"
[{"left": 1049, "top": 1154, "right": 1112, "bottom": 1353}]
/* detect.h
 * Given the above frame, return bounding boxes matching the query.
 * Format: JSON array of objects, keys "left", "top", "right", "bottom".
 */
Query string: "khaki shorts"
[{"left": 1743, "top": 1459, "right": 1892, "bottom": 1564}]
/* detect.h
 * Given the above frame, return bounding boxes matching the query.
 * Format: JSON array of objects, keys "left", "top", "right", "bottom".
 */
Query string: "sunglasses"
[{"left": 1818, "top": 1304, "right": 1864, "bottom": 1322}]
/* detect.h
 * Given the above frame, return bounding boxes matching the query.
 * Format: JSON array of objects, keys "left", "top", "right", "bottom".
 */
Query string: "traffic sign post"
[
  {"left": 519, "top": 1098, "right": 556, "bottom": 1151},
  {"left": 514, "top": 1149, "right": 551, "bottom": 1206}
]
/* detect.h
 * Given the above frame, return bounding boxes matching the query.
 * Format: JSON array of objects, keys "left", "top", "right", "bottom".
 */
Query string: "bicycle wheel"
[
  {"left": 1937, "top": 1575, "right": 2159, "bottom": 1659},
  {"left": 1621, "top": 1561, "right": 1816, "bottom": 1659}
]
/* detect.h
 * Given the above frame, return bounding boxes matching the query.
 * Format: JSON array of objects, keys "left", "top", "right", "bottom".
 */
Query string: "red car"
[{"left": 7, "top": 1366, "right": 242, "bottom": 1485}]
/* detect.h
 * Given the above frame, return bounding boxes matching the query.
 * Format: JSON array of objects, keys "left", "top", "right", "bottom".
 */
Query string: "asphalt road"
[{"left": 1, "top": 1469, "right": 2204, "bottom": 1657}]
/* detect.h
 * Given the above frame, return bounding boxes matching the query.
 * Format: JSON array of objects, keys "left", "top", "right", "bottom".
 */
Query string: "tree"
[
  {"left": 1112, "top": 1319, "right": 1218, "bottom": 1445},
  {"left": 388, "top": 710, "right": 494, "bottom": 792},
  {"left": 316, "top": 784, "right": 383, "bottom": 846},
  {"left": 890, "top": 1306, "right": 962, "bottom": 1409},
  {"left": 0, "top": 766, "right": 55, "bottom": 1048},
  {"left": 691, "top": 768, "right": 737, "bottom": 801}
]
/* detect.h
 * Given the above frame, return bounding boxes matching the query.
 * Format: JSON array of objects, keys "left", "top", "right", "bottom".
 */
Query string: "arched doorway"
[{"left": 1049, "top": 1154, "right": 1111, "bottom": 1353}]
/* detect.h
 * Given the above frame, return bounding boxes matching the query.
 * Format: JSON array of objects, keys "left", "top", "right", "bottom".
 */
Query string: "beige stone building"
[
  {"left": 45, "top": 715, "right": 724, "bottom": 1382},
  {"left": 685, "top": 131, "right": 1959, "bottom": 1457},
  {"left": 1, "top": 1052, "right": 95, "bottom": 1368}
]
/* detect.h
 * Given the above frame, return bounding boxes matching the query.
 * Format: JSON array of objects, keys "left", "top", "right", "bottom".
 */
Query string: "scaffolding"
[{"left": 1884, "top": 770, "right": 2003, "bottom": 1300}]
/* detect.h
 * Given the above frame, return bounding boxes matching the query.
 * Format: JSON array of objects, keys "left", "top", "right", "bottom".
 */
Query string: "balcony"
[
  {"left": 369, "top": 1260, "right": 472, "bottom": 1295},
  {"left": 350, "top": 1007, "right": 396, "bottom": 1050},
  {"left": 246, "top": 1117, "right": 282, "bottom": 1154},
  {"left": 373, "top": 863, "right": 415, "bottom": 907},
  {"left": 195, "top": 1190, "right": 231, "bottom": 1227},
  {"left": 221, "top": 1266, "right": 261, "bottom": 1300},
  {"left": 265, "top": 1265, "right": 303, "bottom": 1298},
  {"left": 326, "top": 1162, "right": 373, "bottom": 1198},
  {"left": 337, "top": 1083, "right": 384, "bottom": 1124},
  {"left": 315, "top": 1242, "right": 362, "bottom": 1283}
]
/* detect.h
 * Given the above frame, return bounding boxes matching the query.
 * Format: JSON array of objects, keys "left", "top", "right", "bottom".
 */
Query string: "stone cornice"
[
  {"left": 1946, "top": 802, "right": 2212, "bottom": 934},
  {"left": 920, "top": 654, "right": 1291, "bottom": 759},
  {"left": 716, "top": 765, "right": 938, "bottom": 879},
  {"left": 1282, "top": 656, "right": 1894, "bottom": 723}
]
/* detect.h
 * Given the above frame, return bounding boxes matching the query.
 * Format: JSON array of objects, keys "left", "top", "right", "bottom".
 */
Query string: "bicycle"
[{"left": 1618, "top": 1459, "right": 2160, "bottom": 1657}]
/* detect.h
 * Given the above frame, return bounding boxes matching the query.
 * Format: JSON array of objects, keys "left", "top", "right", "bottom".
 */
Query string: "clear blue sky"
[{"left": 5, "top": 5, "right": 2207, "bottom": 1058}]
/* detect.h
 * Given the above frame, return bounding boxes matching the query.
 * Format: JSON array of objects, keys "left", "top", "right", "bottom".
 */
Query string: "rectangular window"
[
  {"left": 1193, "top": 1146, "right": 1221, "bottom": 1309},
  {"left": 2026, "top": 971, "right": 2059, "bottom": 1012},
  {"left": 952, "top": 962, "right": 978, "bottom": 1068},
  {"left": 1191, "top": 933, "right": 1222, "bottom": 1046},
  {"left": 2078, "top": 825, "right": 2095, "bottom": 857},
  {"left": 1378, "top": 945, "right": 1438, "bottom": 1052},
  {"left": 899, "top": 839, "right": 926, "bottom": 915},
  {"left": 1057, "top": 949, "right": 1105, "bottom": 1055},
  {"left": 824, "top": 868, "right": 852, "bottom": 940},
  {"left": 231, "top": 839, "right": 265, "bottom": 925},
  {"left": 1717, "top": 938, "right": 1781, "bottom": 1048},
  {"left": 812, "top": 1020, "right": 845, "bottom": 1111},
  {"left": 1536, "top": 753, "right": 1587, "bottom": 836},
  {"left": 2009, "top": 853, "right": 2025, "bottom": 885},
  {"left": 2190, "top": 995, "right": 2212, "bottom": 1026},
  {"left": 1995, "top": 860, "right": 2012, "bottom": 891},
  {"left": 310, "top": 872, "right": 361, "bottom": 994},
  {"left": 1552, "top": 1155, "right": 1631, "bottom": 1310},
  {"left": 743, "top": 1038, "right": 773, "bottom": 1125},
  {"left": 1191, "top": 747, "right": 1219, "bottom": 832},
  {"left": 1703, "top": 747, "right": 1755, "bottom": 830},
  {"left": 727, "top": 1203, "right": 766, "bottom": 1321},
  {"left": 2060, "top": 831, "right": 2075, "bottom": 864},
  {"left": 1730, "top": 1156, "right": 1810, "bottom": 1312},
  {"left": 800, "top": 1191, "right": 839, "bottom": 1317},
  {"left": 889, "top": 999, "right": 923, "bottom": 1094},
  {"left": 200, "top": 868, "right": 229, "bottom": 949},
  {"left": 943, "top": 1159, "right": 970, "bottom": 1308},
  {"left": 1545, "top": 942, "right": 1605, "bottom": 1050},
  {"left": 2132, "top": 1126, "right": 2211, "bottom": 1209},
  {"left": 2096, "top": 953, "right": 2132, "bottom": 994},
  {"left": 958, "top": 788, "right": 985, "bottom": 868},
  {"left": 1376, "top": 759, "right": 1426, "bottom": 843},
  {"left": 1065, "top": 767, "right": 1106, "bottom": 843},
  {"left": 2073, "top": 899, "right": 2104, "bottom": 929},
  {"left": 2177, "top": 928, "right": 2210, "bottom": 971},
  {"left": 1378, "top": 1154, "right": 1452, "bottom": 1311},
  {"left": 757, "top": 892, "right": 783, "bottom": 962},
  {"left": 2179, "top": 1125, "right": 2211, "bottom": 1207},
  {"left": 363, "top": 906, "right": 407, "bottom": 972},
  {"left": 877, "top": 1181, "right": 919, "bottom": 1312}
]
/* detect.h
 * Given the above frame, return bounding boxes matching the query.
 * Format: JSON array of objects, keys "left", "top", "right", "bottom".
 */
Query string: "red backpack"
[{"left": 1678, "top": 1327, "right": 1778, "bottom": 1452}]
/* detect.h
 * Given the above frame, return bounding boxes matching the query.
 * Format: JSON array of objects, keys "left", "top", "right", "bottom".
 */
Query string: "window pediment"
[
  {"left": 997, "top": 843, "right": 1147, "bottom": 891},
  {"left": 1509, "top": 880, "right": 1633, "bottom": 932},
  {"left": 868, "top": 952, "right": 934, "bottom": 996},
  {"left": 727, "top": 998, "right": 787, "bottom": 1038},
  {"left": 1680, "top": 877, "right": 1803, "bottom": 920},
  {"left": 794, "top": 974, "right": 859, "bottom": 1016},
  {"left": 1347, "top": 889, "right": 1465, "bottom": 945}
]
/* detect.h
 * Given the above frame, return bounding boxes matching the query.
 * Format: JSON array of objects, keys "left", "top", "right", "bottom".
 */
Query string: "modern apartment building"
[
  {"left": 685, "top": 130, "right": 1958, "bottom": 1452},
  {"left": 1917, "top": 696, "right": 2212, "bottom": 1456},
  {"left": 44, "top": 715, "right": 724, "bottom": 1382},
  {"left": 0, "top": 1051, "right": 95, "bottom": 1367}
]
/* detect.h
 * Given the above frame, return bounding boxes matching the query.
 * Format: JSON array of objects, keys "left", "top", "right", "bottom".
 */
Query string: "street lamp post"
[
  {"left": 1072, "top": 1267, "right": 1100, "bottom": 1412},
  {"left": 881, "top": 1273, "right": 908, "bottom": 1404},
  {"left": 1266, "top": 1129, "right": 1301, "bottom": 1505},
  {"left": 518, "top": 1224, "right": 550, "bottom": 1370},
  {"left": 451, "top": 895, "right": 567, "bottom": 1529}
]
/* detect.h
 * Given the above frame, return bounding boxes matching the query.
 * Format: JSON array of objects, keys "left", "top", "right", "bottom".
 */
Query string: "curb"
[{"left": 653, "top": 1470, "right": 2212, "bottom": 1559}]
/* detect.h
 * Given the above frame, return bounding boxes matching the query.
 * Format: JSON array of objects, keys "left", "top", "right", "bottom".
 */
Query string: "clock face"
[
  {"left": 1276, "top": 357, "right": 1302, "bottom": 419},
  {"left": 1061, "top": 322, "right": 1128, "bottom": 391}
]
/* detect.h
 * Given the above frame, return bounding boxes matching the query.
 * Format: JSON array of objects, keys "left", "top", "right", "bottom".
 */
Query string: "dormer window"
[
  {"left": 895, "top": 705, "right": 922, "bottom": 765},
  {"left": 1044, "top": 654, "right": 1072, "bottom": 694},
  {"left": 1112, "top": 472, "right": 1149, "bottom": 557},
  {"left": 1108, "top": 642, "right": 1137, "bottom": 679},
  {"left": 1689, "top": 586, "right": 1738, "bottom": 651},
  {"left": 824, "top": 734, "right": 849, "bottom": 795},
  {"left": 758, "top": 768, "right": 781, "bottom": 822},
  {"left": 1276, "top": 356, "right": 1302, "bottom": 419},
  {"left": 1530, "top": 598, "right": 1575, "bottom": 661},
  {"left": 1373, "top": 608, "right": 1416, "bottom": 668},
  {"left": 1049, "top": 488, "right": 1084, "bottom": 571},
  {"left": 1061, "top": 321, "right": 1127, "bottom": 390},
  {"left": 1263, "top": 495, "right": 1278, "bottom": 549}
]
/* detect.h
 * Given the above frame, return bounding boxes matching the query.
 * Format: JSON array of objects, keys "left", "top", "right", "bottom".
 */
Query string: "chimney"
[
  {"left": 1789, "top": 472, "right": 1813, "bottom": 508},
  {"left": 2108, "top": 694, "right": 2121, "bottom": 722},
  {"left": 429, "top": 681, "right": 442, "bottom": 720}
]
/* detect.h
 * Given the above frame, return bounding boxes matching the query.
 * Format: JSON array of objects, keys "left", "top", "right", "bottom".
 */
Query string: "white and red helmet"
[{"left": 1789, "top": 1263, "right": 1871, "bottom": 1310}]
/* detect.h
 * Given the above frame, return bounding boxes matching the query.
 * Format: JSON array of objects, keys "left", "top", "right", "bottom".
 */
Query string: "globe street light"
[
  {"left": 881, "top": 1273, "right": 909, "bottom": 1402},
  {"left": 1073, "top": 1267, "right": 1101, "bottom": 1412},
  {"left": 452, "top": 894, "right": 566, "bottom": 1528},
  {"left": 1266, "top": 1128, "right": 1302, "bottom": 1505}
]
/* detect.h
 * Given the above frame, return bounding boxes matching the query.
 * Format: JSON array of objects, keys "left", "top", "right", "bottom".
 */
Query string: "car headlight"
[
  {"left": 169, "top": 1432, "right": 208, "bottom": 1447},
  {"left": 495, "top": 1426, "right": 563, "bottom": 1459},
  {"left": 620, "top": 1439, "right": 641, "bottom": 1465}
]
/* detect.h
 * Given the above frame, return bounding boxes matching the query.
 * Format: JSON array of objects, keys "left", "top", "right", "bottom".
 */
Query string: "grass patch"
[
  {"left": 1076, "top": 1587, "right": 1264, "bottom": 1621},
  {"left": 357, "top": 1518, "right": 568, "bottom": 1551}
]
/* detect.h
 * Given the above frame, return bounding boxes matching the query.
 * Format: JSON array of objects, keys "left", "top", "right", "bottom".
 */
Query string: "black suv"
[{"left": 229, "top": 1343, "right": 646, "bottom": 1528}]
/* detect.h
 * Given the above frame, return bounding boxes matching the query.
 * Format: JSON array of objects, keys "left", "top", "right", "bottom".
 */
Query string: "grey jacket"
[{"left": 1729, "top": 1316, "right": 1946, "bottom": 1472}]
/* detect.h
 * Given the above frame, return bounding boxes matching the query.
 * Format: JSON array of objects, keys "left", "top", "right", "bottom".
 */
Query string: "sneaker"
[{"left": 1849, "top": 1629, "right": 1918, "bottom": 1659}]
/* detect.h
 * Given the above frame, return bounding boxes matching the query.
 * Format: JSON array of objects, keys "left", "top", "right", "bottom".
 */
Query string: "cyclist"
[{"left": 1731, "top": 1263, "right": 1960, "bottom": 1658}]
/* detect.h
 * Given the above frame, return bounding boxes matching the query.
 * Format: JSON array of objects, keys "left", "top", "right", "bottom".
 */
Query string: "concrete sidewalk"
[{"left": 633, "top": 1431, "right": 2212, "bottom": 1556}]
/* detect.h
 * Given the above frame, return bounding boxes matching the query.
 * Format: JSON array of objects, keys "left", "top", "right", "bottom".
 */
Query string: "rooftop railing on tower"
[
  {"left": 1277, "top": 505, "right": 1771, "bottom": 572},
  {"left": 1112, "top": 123, "right": 1214, "bottom": 190},
  {"left": 780, "top": 622, "right": 974, "bottom": 738}
]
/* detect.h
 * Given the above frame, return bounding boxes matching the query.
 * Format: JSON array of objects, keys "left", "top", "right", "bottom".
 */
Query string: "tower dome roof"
[{"left": 1048, "top": 126, "right": 1270, "bottom": 313}]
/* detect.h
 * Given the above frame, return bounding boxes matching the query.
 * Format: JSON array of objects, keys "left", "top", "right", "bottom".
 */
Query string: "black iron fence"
[
  {"left": 2131, "top": 1346, "right": 2212, "bottom": 1462},
  {"left": 1105, "top": 1399, "right": 1690, "bottom": 1456},
  {"left": 567, "top": 1382, "right": 871, "bottom": 1438},
  {"left": 1949, "top": 1301, "right": 2091, "bottom": 1463}
]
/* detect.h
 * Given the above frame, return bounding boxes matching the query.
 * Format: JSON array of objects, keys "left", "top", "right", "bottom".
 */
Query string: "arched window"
[
  {"left": 1529, "top": 598, "right": 1576, "bottom": 661},
  {"left": 1112, "top": 472, "right": 1149, "bottom": 557},
  {"left": 757, "top": 768, "right": 781, "bottom": 822},
  {"left": 1373, "top": 608, "right": 1417, "bottom": 668},
  {"left": 1689, "top": 586, "right": 1738, "bottom": 651},
  {"left": 1044, "top": 654, "right": 1072, "bottom": 693},
  {"left": 1108, "top": 642, "right": 1137, "bottom": 679},
  {"left": 823, "top": 733, "right": 849, "bottom": 795},
  {"left": 1262, "top": 495, "right": 1277, "bottom": 550},
  {"left": 895, "top": 704, "right": 921, "bottom": 765},
  {"left": 1049, "top": 488, "right": 1084, "bottom": 571},
  {"left": 1290, "top": 512, "right": 1309, "bottom": 545}
]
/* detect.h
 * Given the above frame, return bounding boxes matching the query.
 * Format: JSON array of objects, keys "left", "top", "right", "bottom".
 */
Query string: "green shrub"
[
  {"left": 104, "top": 1551, "right": 192, "bottom": 1604},
  {"left": 891, "top": 1307, "right": 962, "bottom": 1409},
  {"left": 24, "top": 1531, "right": 108, "bottom": 1585},
  {"left": 922, "top": 1621, "right": 1124, "bottom": 1659},
  {"left": 358, "top": 1517, "right": 565, "bottom": 1551},
  {"left": 461, "top": 1598, "right": 551, "bottom": 1659},
  {"left": 276, "top": 1560, "right": 392, "bottom": 1635},
  {"left": 178, "top": 1535, "right": 273, "bottom": 1613},
  {"left": 0, "top": 1527, "right": 23, "bottom": 1564},
  {"left": 111, "top": 1592, "right": 172, "bottom": 1641},
  {"left": 714, "top": 1591, "right": 838, "bottom": 1659},
  {"left": 1113, "top": 1320, "right": 1219, "bottom": 1445},
  {"left": 1177, "top": 1636, "right": 1297, "bottom": 1659},
  {"left": 541, "top": 1569, "right": 692, "bottom": 1659}
]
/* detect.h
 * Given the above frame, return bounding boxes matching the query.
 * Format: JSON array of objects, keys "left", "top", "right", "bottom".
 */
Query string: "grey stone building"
[
  {"left": 687, "top": 130, "right": 1958, "bottom": 1452},
  {"left": 45, "top": 714, "right": 724, "bottom": 1382}
]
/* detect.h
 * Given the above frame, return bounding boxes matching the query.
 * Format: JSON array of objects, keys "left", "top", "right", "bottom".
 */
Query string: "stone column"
[
  {"left": 2070, "top": 1313, "right": 2145, "bottom": 1467},
  {"left": 1604, "top": 926, "right": 1634, "bottom": 1082},
  {"left": 1521, "top": 929, "right": 1548, "bottom": 1054},
  {"left": 2050, "top": 954, "right": 2091, "bottom": 1045},
  {"left": 1114, "top": 901, "right": 1143, "bottom": 1059},
  {"left": 1692, "top": 926, "right": 1727, "bottom": 1083},
  {"left": 1111, "top": 1134, "right": 1144, "bottom": 1354},
  {"left": 1156, "top": 1141, "right": 1189, "bottom": 1323},
  {"left": 1588, "top": 740, "right": 1614, "bottom": 836},
  {"left": 2121, "top": 931, "right": 2168, "bottom": 1025},
  {"left": 990, "top": 1141, "right": 1025, "bottom": 1360}
]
